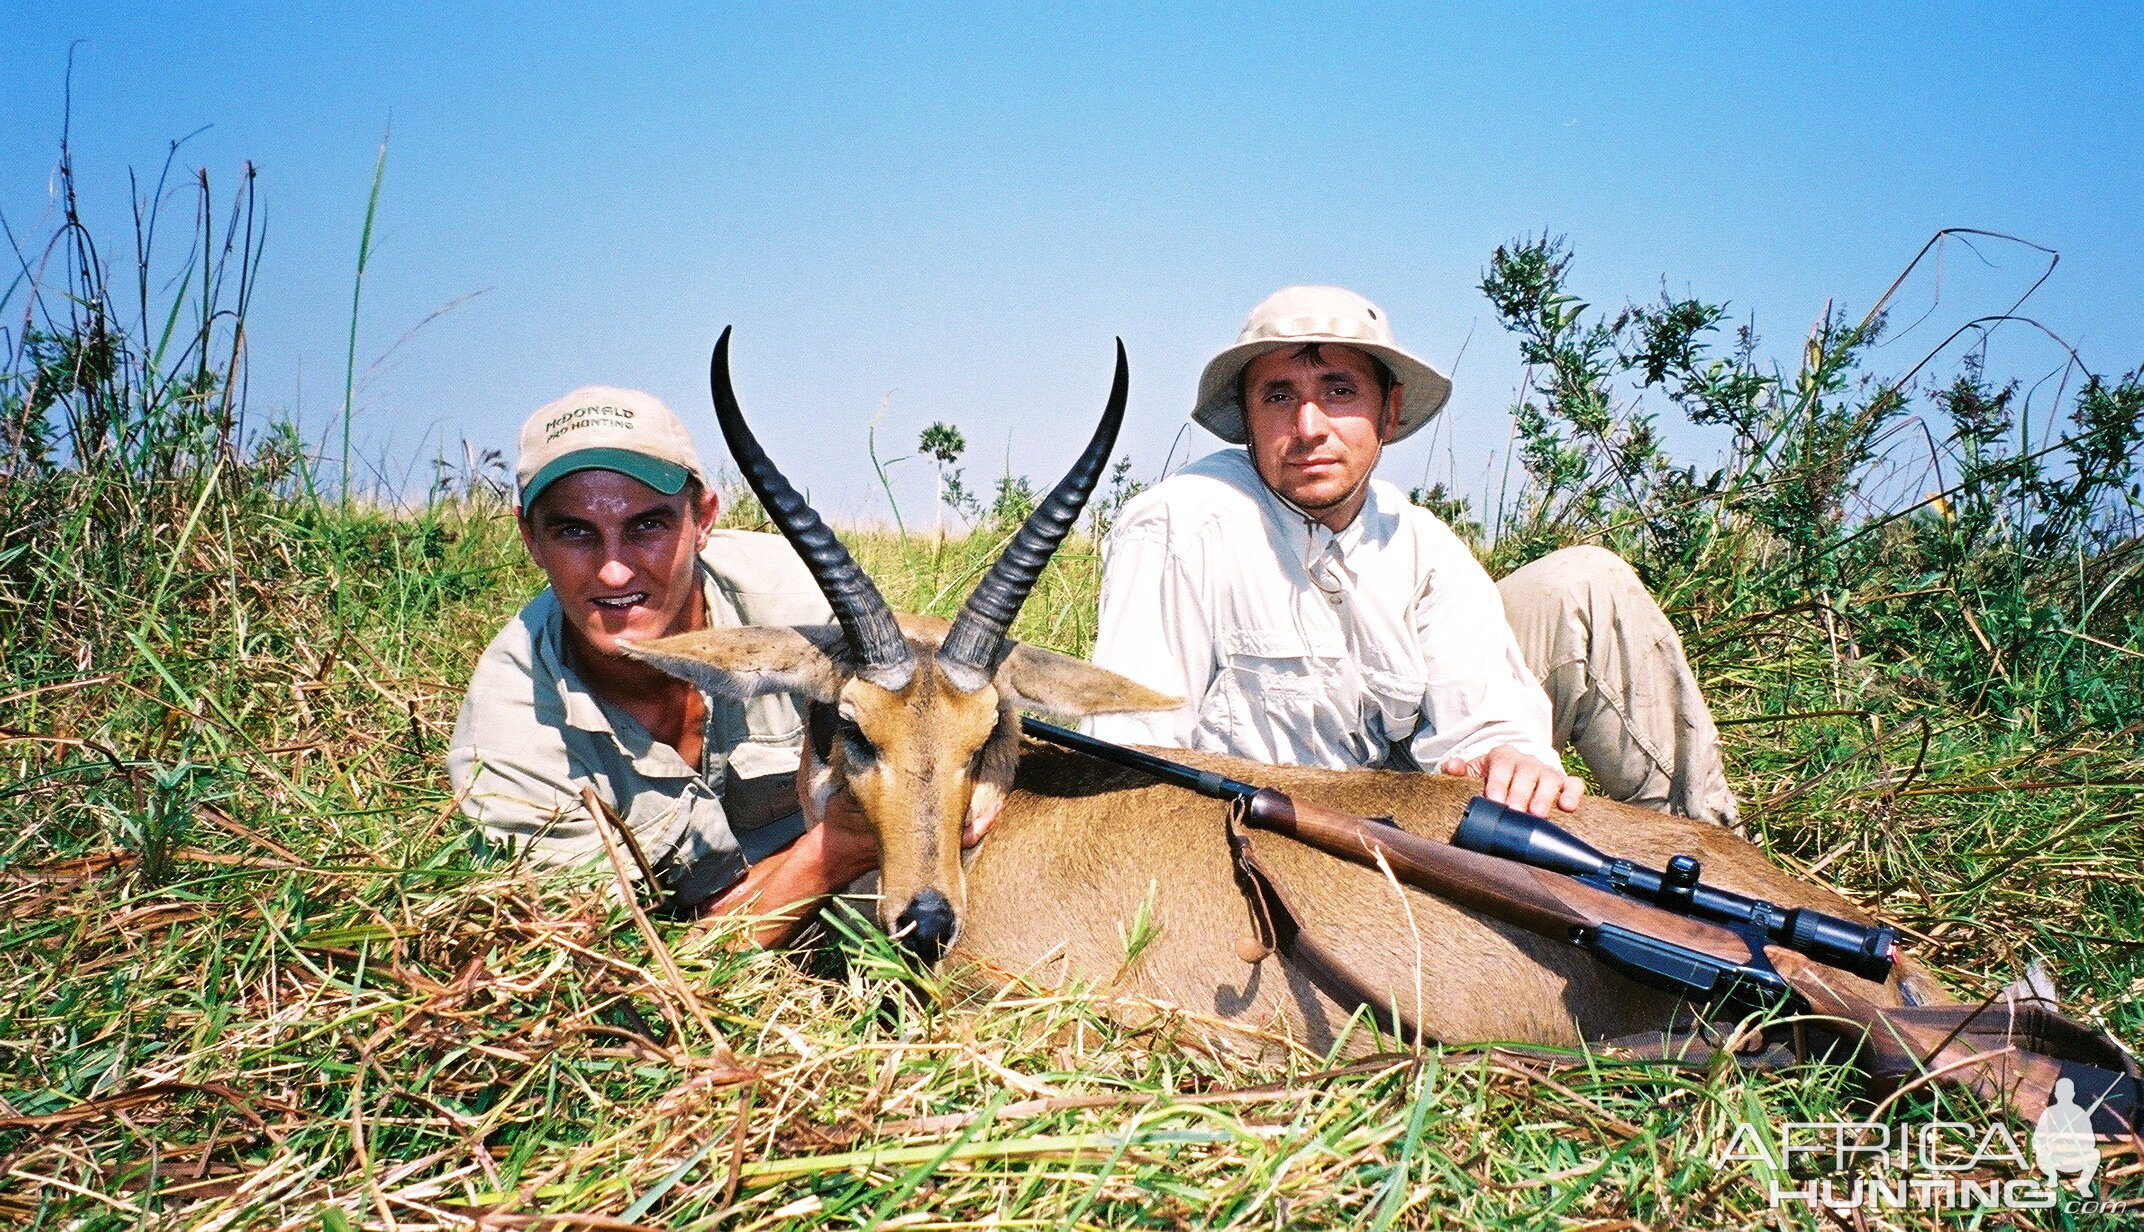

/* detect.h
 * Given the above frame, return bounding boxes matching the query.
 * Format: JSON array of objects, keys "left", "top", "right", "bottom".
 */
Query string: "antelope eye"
[{"left": 839, "top": 720, "right": 877, "bottom": 765}]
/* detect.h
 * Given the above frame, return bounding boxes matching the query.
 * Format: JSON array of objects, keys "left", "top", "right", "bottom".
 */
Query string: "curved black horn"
[
  {"left": 710, "top": 328, "right": 915, "bottom": 689},
  {"left": 938, "top": 339, "right": 1128, "bottom": 687}
]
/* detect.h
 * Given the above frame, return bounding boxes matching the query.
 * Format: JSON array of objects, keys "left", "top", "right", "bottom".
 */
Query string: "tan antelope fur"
[{"left": 628, "top": 331, "right": 1946, "bottom": 1056}]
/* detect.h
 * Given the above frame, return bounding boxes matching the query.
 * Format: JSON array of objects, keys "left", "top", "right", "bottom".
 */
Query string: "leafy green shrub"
[{"left": 1476, "top": 234, "right": 2143, "bottom": 735}]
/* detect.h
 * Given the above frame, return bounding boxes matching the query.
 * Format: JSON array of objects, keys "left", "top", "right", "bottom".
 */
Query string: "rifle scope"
[{"left": 1454, "top": 797, "right": 1898, "bottom": 982}]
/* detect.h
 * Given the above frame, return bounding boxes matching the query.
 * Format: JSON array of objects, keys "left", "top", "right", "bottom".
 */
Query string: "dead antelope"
[{"left": 629, "top": 331, "right": 1945, "bottom": 1055}]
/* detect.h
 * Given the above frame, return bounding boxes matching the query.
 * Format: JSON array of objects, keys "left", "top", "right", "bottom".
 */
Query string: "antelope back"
[{"left": 956, "top": 744, "right": 1946, "bottom": 1054}]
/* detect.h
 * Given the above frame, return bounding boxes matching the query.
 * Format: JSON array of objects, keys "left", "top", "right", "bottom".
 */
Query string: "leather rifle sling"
[{"left": 1223, "top": 796, "right": 1423, "bottom": 1043}]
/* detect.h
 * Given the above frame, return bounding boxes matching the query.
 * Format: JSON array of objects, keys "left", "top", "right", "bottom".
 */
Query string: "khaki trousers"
[{"left": 1496, "top": 546, "right": 1739, "bottom": 826}]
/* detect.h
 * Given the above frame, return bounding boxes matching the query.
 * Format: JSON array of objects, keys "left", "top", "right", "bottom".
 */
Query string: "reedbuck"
[{"left": 631, "top": 331, "right": 1944, "bottom": 1054}]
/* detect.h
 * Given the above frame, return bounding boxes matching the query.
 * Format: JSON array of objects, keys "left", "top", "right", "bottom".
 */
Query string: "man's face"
[
  {"left": 519, "top": 470, "right": 720, "bottom": 663},
  {"left": 1239, "top": 343, "right": 1402, "bottom": 529}
]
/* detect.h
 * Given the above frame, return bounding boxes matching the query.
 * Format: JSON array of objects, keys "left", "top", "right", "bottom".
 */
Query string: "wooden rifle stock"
[
  {"left": 1241, "top": 789, "right": 1789, "bottom": 1003},
  {"left": 1243, "top": 789, "right": 1761, "bottom": 973}
]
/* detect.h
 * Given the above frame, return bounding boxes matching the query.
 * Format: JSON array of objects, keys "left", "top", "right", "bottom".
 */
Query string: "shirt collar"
[
  {"left": 526, "top": 592, "right": 615, "bottom": 736},
  {"left": 1221, "top": 447, "right": 1390, "bottom": 570},
  {"left": 532, "top": 563, "right": 728, "bottom": 774}
]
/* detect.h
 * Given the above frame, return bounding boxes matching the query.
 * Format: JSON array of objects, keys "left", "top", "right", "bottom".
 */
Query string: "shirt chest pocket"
[
  {"left": 1200, "top": 631, "right": 1426, "bottom": 766},
  {"left": 1200, "top": 631, "right": 1333, "bottom": 754},
  {"left": 698, "top": 692, "right": 805, "bottom": 794},
  {"left": 1216, "top": 631, "right": 1329, "bottom": 692},
  {"left": 1359, "top": 666, "right": 1424, "bottom": 742}
]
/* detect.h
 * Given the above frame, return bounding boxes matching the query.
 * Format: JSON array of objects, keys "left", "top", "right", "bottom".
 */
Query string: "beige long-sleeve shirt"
[
  {"left": 447, "top": 530, "right": 831, "bottom": 905},
  {"left": 1085, "top": 449, "right": 1560, "bottom": 772}
]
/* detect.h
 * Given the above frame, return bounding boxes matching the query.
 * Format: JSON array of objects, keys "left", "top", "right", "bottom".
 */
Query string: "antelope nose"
[{"left": 894, "top": 888, "right": 958, "bottom": 963}]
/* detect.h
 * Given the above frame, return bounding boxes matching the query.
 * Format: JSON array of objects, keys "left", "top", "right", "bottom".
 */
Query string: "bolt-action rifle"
[{"left": 1021, "top": 717, "right": 2141, "bottom": 1140}]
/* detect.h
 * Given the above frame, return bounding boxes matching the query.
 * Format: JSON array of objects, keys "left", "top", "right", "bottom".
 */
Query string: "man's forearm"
[{"left": 698, "top": 822, "right": 877, "bottom": 948}]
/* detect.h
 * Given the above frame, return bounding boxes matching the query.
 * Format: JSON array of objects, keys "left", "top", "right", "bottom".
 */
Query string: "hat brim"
[
  {"left": 520, "top": 447, "right": 693, "bottom": 510},
  {"left": 1192, "top": 338, "right": 1452, "bottom": 445}
]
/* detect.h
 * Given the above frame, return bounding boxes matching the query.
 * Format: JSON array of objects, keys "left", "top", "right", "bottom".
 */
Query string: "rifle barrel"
[{"left": 1021, "top": 717, "right": 1264, "bottom": 801}]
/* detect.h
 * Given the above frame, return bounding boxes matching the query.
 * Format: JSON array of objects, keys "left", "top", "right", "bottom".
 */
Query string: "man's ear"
[
  {"left": 995, "top": 642, "right": 1180, "bottom": 718},
  {"left": 1380, "top": 382, "right": 1405, "bottom": 444},
  {"left": 689, "top": 483, "right": 721, "bottom": 551},
  {"left": 622, "top": 625, "right": 849, "bottom": 702}
]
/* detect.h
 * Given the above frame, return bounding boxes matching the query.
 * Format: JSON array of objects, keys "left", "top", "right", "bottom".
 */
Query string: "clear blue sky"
[{"left": 6, "top": 2, "right": 2139, "bottom": 521}]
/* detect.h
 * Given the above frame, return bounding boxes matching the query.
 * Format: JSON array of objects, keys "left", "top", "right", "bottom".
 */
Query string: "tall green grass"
[{"left": 0, "top": 151, "right": 2137, "bottom": 1229}]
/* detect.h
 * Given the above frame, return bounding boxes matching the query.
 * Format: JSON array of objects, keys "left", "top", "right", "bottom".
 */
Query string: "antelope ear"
[
  {"left": 995, "top": 642, "right": 1180, "bottom": 718},
  {"left": 623, "top": 625, "right": 849, "bottom": 702}
]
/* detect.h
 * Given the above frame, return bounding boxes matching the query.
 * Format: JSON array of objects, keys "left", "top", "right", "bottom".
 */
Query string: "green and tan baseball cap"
[{"left": 515, "top": 385, "right": 709, "bottom": 510}]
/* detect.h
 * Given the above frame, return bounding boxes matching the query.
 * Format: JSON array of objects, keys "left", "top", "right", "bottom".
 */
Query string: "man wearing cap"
[
  {"left": 1086, "top": 286, "right": 1737, "bottom": 825},
  {"left": 449, "top": 387, "right": 876, "bottom": 943}
]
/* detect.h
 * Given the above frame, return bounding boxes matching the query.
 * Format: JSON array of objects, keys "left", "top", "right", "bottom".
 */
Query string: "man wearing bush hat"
[
  {"left": 1088, "top": 286, "right": 1737, "bottom": 825},
  {"left": 449, "top": 386, "right": 880, "bottom": 940}
]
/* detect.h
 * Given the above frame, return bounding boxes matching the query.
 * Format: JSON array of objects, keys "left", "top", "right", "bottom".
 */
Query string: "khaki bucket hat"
[
  {"left": 515, "top": 385, "right": 710, "bottom": 510},
  {"left": 1192, "top": 285, "right": 1452, "bottom": 445}
]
